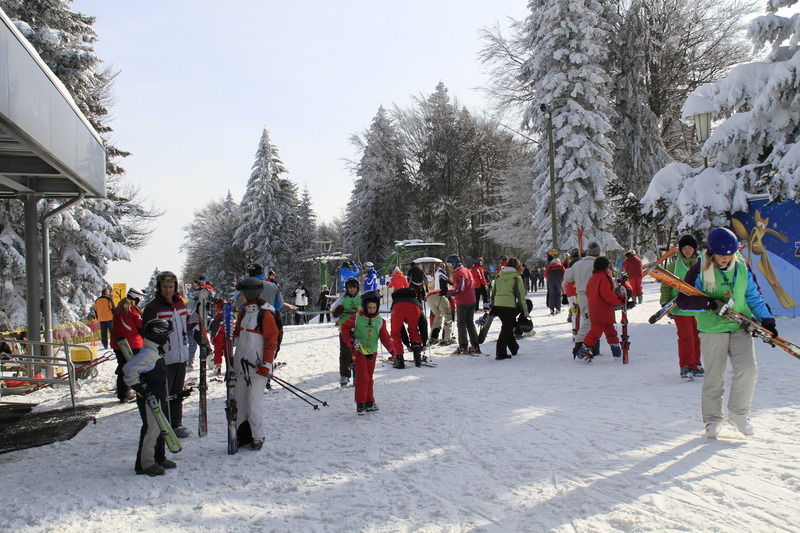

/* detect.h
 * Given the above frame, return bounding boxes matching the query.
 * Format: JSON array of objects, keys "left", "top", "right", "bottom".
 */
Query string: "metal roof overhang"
[{"left": 0, "top": 9, "right": 105, "bottom": 199}]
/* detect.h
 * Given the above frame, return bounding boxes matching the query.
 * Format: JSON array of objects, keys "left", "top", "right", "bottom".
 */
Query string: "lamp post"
[
  {"left": 540, "top": 103, "right": 558, "bottom": 251},
  {"left": 692, "top": 111, "right": 712, "bottom": 168}
]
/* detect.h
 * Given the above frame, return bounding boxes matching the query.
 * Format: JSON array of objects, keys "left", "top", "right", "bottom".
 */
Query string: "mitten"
[
  {"left": 760, "top": 318, "right": 778, "bottom": 337},
  {"left": 256, "top": 362, "right": 273, "bottom": 377}
]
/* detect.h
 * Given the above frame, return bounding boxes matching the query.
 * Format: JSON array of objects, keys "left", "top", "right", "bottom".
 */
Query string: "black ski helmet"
[
  {"left": 236, "top": 277, "right": 264, "bottom": 302},
  {"left": 155, "top": 271, "right": 178, "bottom": 291},
  {"left": 361, "top": 292, "right": 381, "bottom": 315},
  {"left": 344, "top": 277, "right": 360, "bottom": 291},
  {"left": 246, "top": 262, "right": 264, "bottom": 277},
  {"left": 445, "top": 254, "right": 461, "bottom": 266},
  {"left": 142, "top": 318, "right": 173, "bottom": 346},
  {"left": 517, "top": 316, "right": 534, "bottom": 334}
]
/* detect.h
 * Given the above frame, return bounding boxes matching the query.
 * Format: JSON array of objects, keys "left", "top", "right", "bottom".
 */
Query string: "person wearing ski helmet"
[
  {"left": 338, "top": 261, "right": 360, "bottom": 294},
  {"left": 142, "top": 271, "right": 195, "bottom": 439},
  {"left": 660, "top": 234, "right": 704, "bottom": 379},
  {"left": 564, "top": 242, "right": 601, "bottom": 357},
  {"left": 243, "top": 262, "right": 285, "bottom": 312},
  {"left": 340, "top": 292, "right": 396, "bottom": 415},
  {"left": 231, "top": 277, "right": 279, "bottom": 450},
  {"left": 111, "top": 287, "right": 146, "bottom": 402},
  {"left": 363, "top": 262, "right": 380, "bottom": 295},
  {"left": 677, "top": 227, "right": 775, "bottom": 439},
  {"left": 331, "top": 278, "right": 361, "bottom": 387},
  {"left": 389, "top": 286, "right": 425, "bottom": 368},
  {"left": 123, "top": 318, "right": 176, "bottom": 477},
  {"left": 446, "top": 254, "right": 481, "bottom": 354}
]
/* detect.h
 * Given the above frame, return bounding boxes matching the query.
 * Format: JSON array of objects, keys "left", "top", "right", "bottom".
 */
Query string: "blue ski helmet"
[{"left": 706, "top": 227, "right": 738, "bottom": 256}]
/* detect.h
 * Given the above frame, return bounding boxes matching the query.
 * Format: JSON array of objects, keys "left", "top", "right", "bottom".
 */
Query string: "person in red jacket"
[
  {"left": 622, "top": 250, "right": 644, "bottom": 304},
  {"left": 387, "top": 266, "right": 409, "bottom": 291},
  {"left": 112, "top": 287, "right": 145, "bottom": 402},
  {"left": 470, "top": 258, "right": 489, "bottom": 311},
  {"left": 577, "top": 257, "right": 625, "bottom": 363},
  {"left": 388, "top": 287, "right": 424, "bottom": 368},
  {"left": 446, "top": 254, "right": 481, "bottom": 354},
  {"left": 210, "top": 299, "right": 228, "bottom": 375}
]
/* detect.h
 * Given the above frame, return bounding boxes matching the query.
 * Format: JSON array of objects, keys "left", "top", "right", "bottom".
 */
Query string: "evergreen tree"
[
  {"left": 519, "top": 0, "right": 620, "bottom": 255},
  {"left": 292, "top": 186, "right": 318, "bottom": 286},
  {"left": 142, "top": 267, "right": 160, "bottom": 306}
]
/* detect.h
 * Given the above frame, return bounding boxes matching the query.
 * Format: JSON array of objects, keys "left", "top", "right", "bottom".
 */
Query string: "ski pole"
[
  {"left": 270, "top": 377, "right": 320, "bottom": 410},
  {"left": 270, "top": 375, "right": 329, "bottom": 407}
]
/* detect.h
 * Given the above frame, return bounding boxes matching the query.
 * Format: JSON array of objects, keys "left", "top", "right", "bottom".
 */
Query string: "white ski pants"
[
  {"left": 234, "top": 352, "right": 268, "bottom": 441},
  {"left": 699, "top": 330, "right": 757, "bottom": 423},
  {"left": 428, "top": 293, "right": 453, "bottom": 340},
  {"left": 576, "top": 293, "right": 591, "bottom": 344}
]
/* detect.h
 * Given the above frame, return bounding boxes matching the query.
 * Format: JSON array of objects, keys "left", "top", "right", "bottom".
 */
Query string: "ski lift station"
[{"left": 0, "top": 9, "right": 106, "bottom": 352}]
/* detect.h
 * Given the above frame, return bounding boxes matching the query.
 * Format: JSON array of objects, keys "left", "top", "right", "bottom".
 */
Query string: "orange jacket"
[
  {"left": 387, "top": 271, "right": 409, "bottom": 290},
  {"left": 94, "top": 296, "right": 114, "bottom": 322}
]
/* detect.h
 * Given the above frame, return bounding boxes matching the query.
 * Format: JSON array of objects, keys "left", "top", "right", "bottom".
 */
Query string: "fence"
[{"left": 0, "top": 339, "right": 81, "bottom": 407}]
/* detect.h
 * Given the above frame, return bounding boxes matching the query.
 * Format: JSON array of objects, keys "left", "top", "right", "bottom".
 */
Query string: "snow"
[{"left": 2, "top": 281, "right": 799, "bottom": 532}]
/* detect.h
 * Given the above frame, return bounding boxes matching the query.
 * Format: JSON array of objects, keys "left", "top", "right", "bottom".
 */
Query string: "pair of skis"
[
  {"left": 118, "top": 339, "right": 182, "bottom": 454},
  {"left": 194, "top": 288, "right": 213, "bottom": 439},
  {"left": 647, "top": 266, "right": 800, "bottom": 359}
]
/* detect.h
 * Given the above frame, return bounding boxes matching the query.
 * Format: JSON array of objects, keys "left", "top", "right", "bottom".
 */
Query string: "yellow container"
[{"left": 70, "top": 345, "right": 96, "bottom": 363}]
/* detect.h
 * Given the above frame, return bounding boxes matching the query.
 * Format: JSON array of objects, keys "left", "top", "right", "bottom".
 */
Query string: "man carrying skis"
[
  {"left": 232, "top": 277, "right": 280, "bottom": 450},
  {"left": 564, "top": 242, "right": 600, "bottom": 357}
]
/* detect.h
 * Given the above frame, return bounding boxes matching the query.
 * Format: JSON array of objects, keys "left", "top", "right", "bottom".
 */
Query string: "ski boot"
[
  {"left": 429, "top": 327, "right": 440, "bottom": 345},
  {"left": 393, "top": 353, "right": 405, "bottom": 369},
  {"left": 680, "top": 366, "right": 694, "bottom": 380},
  {"left": 572, "top": 342, "right": 583, "bottom": 359},
  {"left": 356, "top": 402, "right": 367, "bottom": 416},
  {"left": 704, "top": 422, "right": 720, "bottom": 439},
  {"left": 610, "top": 344, "right": 622, "bottom": 358},
  {"left": 339, "top": 376, "right": 349, "bottom": 388},
  {"left": 576, "top": 344, "right": 593, "bottom": 363},
  {"left": 412, "top": 344, "right": 423, "bottom": 367},
  {"left": 365, "top": 401, "right": 379, "bottom": 412},
  {"left": 251, "top": 439, "right": 264, "bottom": 450},
  {"left": 692, "top": 366, "right": 705, "bottom": 378}
]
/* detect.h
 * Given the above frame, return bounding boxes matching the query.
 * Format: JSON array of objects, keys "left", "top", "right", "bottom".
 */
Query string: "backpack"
[{"left": 255, "top": 307, "right": 284, "bottom": 356}]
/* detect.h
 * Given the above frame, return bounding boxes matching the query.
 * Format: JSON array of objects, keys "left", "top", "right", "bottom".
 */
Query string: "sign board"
[{"left": 112, "top": 283, "right": 127, "bottom": 307}]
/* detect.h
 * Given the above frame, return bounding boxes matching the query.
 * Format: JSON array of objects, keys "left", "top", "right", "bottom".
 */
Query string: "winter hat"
[
  {"left": 678, "top": 234, "right": 698, "bottom": 250},
  {"left": 246, "top": 263, "right": 264, "bottom": 277},
  {"left": 361, "top": 293, "right": 381, "bottom": 316},
  {"left": 587, "top": 242, "right": 601, "bottom": 257},
  {"left": 445, "top": 254, "right": 461, "bottom": 266}
]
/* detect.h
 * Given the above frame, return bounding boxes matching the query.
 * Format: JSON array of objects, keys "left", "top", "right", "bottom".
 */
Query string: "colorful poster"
[
  {"left": 732, "top": 198, "right": 799, "bottom": 317},
  {"left": 112, "top": 283, "right": 127, "bottom": 307}
]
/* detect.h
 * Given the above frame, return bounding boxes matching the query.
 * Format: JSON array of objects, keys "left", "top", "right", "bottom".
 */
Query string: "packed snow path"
[{"left": 2, "top": 281, "right": 799, "bottom": 532}]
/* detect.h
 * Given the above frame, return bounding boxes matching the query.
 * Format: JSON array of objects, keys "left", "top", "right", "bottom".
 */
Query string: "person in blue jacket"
[
  {"left": 338, "top": 261, "right": 361, "bottom": 294},
  {"left": 363, "top": 262, "right": 380, "bottom": 295}
]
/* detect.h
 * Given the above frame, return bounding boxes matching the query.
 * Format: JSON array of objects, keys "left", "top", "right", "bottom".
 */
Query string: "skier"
[
  {"left": 521, "top": 263, "right": 531, "bottom": 292},
  {"left": 338, "top": 261, "right": 360, "bottom": 294},
  {"left": 676, "top": 227, "right": 775, "bottom": 439},
  {"left": 363, "top": 262, "right": 380, "bottom": 295},
  {"left": 293, "top": 281, "right": 311, "bottom": 325},
  {"left": 659, "top": 234, "right": 704, "bottom": 379},
  {"left": 545, "top": 255, "right": 566, "bottom": 315},
  {"left": 93, "top": 287, "right": 115, "bottom": 349},
  {"left": 446, "top": 255, "right": 481, "bottom": 354},
  {"left": 209, "top": 299, "right": 228, "bottom": 375},
  {"left": 470, "top": 258, "right": 489, "bottom": 311},
  {"left": 407, "top": 262, "right": 426, "bottom": 301},
  {"left": 340, "top": 292, "right": 396, "bottom": 415},
  {"left": 232, "top": 277, "right": 280, "bottom": 450},
  {"left": 123, "top": 318, "right": 177, "bottom": 477},
  {"left": 245, "top": 263, "right": 285, "bottom": 312},
  {"left": 111, "top": 287, "right": 145, "bottom": 403},
  {"left": 387, "top": 266, "right": 409, "bottom": 291},
  {"left": 331, "top": 278, "right": 361, "bottom": 387},
  {"left": 563, "top": 242, "right": 601, "bottom": 356},
  {"left": 389, "top": 287, "right": 424, "bottom": 368},
  {"left": 490, "top": 257, "right": 530, "bottom": 360},
  {"left": 142, "top": 271, "right": 195, "bottom": 439},
  {"left": 316, "top": 285, "right": 332, "bottom": 323},
  {"left": 427, "top": 262, "right": 453, "bottom": 345},
  {"left": 576, "top": 257, "right": 625, "bottom": 362},
  {"left": 622, "top": 250, "right": 645, "bottom": 304}
]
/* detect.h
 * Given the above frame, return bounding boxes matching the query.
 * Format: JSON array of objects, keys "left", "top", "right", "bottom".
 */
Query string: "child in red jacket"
[{"left": 577, "top": 257, "right": 625, "bottom": 363}]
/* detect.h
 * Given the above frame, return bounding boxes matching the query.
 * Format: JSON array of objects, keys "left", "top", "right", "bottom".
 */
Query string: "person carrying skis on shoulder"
[
  {"left": 428, "top": 262, "right": 453, "bottom": 345},
  {"left": 331, "top": 278, "right": 361, "bottom": 387},
  {"left": 123, "top": 318, "right": 176, "bottom": 477},
  {"left": 389, "top": 287, "right": 424, "bottom": 368},
  {"left": 387, "top": 266, "right": 409, "bottom": 292},
  {"left": 446, "top": 255, "right": 481, "bottom": 354},
  {"left": 363, "top": 262, "right": 380, "bottom": 295},
  {"left": 340, "top": 292, "right": 397, "bottom": 415},
  {"left": 338, "top": 261, "right": 361, "bottom": 294},
  {"left": 576, "top": 257, "right": 625, "bottom": 362},
  {"left": 660, "top": 234, "right": 703, "bottom": 380},
  {"left": 141, "top": 271, "right": 195, "bottom": 439},
  {"left": 112, "top": 287, "right": 145, "bottom": 403},
  {"left": 232, "top": 277, "right": 280, "bottom": 450},
  {"left": 564, "top": 242, "right": 601, "bottom": 357},
  {"left": 490, "top": 257, "right": 530, "bottom": 360},
  {"left": 470, "top": 258, "right": 489, "bottom": 311},
  {"left": 676, "top": 227, "right": 775, "bottom": 439},
  {"left": 622, "top": 250, "right": 645, "bottom": 304}
]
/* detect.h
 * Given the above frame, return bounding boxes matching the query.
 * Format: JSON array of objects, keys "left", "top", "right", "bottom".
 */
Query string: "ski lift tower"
[
  {"left": 380, "top": 239, "right": 446, "bottom": 275},
  {"left": 306, "top": 240, "right": 350, "bottom": 290}
]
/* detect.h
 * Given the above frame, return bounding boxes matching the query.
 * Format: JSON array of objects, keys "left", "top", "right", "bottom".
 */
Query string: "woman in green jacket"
[{"left": 490, "top": 257, "right": 530, "bottom": 360}]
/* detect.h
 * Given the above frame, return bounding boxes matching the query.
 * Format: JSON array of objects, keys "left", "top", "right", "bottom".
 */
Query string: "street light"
[
  {"left": 692, "top": 111, "right": 712, "bottom": 168},
  {"left": 540, "top": 103, "right": 558, "bottom": 251}
]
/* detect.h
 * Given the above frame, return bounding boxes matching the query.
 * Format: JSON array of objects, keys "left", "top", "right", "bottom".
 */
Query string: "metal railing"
[{"left": 0, "top": 339, "right": 79, "bottom": 407}]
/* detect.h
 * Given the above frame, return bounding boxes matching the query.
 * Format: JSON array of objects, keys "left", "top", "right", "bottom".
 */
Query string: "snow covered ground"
[{"left": 2, "top": 280, "right": 799, "bottom": 533}]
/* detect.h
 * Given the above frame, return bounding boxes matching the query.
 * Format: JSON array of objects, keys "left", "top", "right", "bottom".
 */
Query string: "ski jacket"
[
  {"left": 142, "top": 293, "right": 194, "bottom": 365},
  {"left": 390, "top": 287, "right": 422, "bottom": 310},
  {"left": 338, "top": 264, "right": 360, "bottom": 293},
  {"left": 659, "top": 255, "right": 699, "bottom": 316},
  {"left": 585, "top": 270, "right": 624, "bottom": 324},
  {"left": 363, "top": 268, "right": 380, "bottom": 293},
  {"left": 449, "top": 265, "right": 476, "bottom": 306},
  {"left": 340, "top": 311, "right": 394, "bottom": 355},
  {"left": 545, "top": 260, "right": 566, "bottom": 282},
  {"left": 317, "top": 290, "right": 331, "bottom": 309},
  {"left": 431, "top": 267, "right": 451, "bottom": 295},
  {"left": 294, "top": 287, "right": 310, "bottom": 307},
  {"left": 233, "top": 302, "right": 279, "bottom": 366},
  {"left": 112, "top": 305, "right": 143, "bottom": 351},
  {"left": 331, "top": 292, "right": 361, "bottom": 326},
  {"left": 490, "top": 267, "right": 527, "bottom": 314},
  {"left": 470, "top": 264, "right": 487, "bottom": 288},
  {"left": 123, "top": 339, "right": 167, "bottom": 401},
  {"left": 622, "top": 255, "right": 644, "bottom": 279},
  {"left": 93, "top": 296, "right": 114, "bottom": 322},
  {"left": 387, "top": 271, "right": 409, "bottom": 291},
  {"left": 678, "top": 254, "right": 772, "bottom": 334},
  {"left": 563, "top": 256, "right": 594, "bottom": 296}
]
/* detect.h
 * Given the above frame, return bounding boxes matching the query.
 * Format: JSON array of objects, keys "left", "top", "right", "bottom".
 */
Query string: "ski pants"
[
  {"left": 100, "top": 320, "right": 113, "bottom": 349},
  {"left": 494, "top": 306, "right": 519, "bottom": 357},
  {"left": 629, "top": 276, "right": 643, "bottom": 298},
  {"left": 391, "top": 302, "right": 422, "bottom": 354},
  {"left": 338, "top": 332, "right": 353, "bottom": 378},
  {"left": 575, "top": 293, "right": 592, "bottom": 344},
  {"left": 352, "top": 351, "right": 376, "bottom": 404},
  {"left": 700, "top": 330, "right": 757, "bottom": 424},
  {"left": 114, "top": 348, "right": 139, "bottom": 401},
  {"left": 165, "top": 362, "right": 186, "bottom": 428},
  {"left": 234, "top": 352, "right": 268, "bottom": 441},
  {"left": 187, "top": 326, "right": 197, "bottom": 365},
  {"left": 674, "top": 315, "right": 701, "bottom": 369},
  {"left": 428, "top": 293, "right": 453, "bottom": 341},
  {"left": 582, "top": 321, "right": 619, "bottom": 349},
  {"left": 474, "top": 286, "right": 489, "bottom": 311},
  {"left": 456, "top": 304, "right": 480, "bottom": 349},
  {"left": 135, "top": 394, "right": 166, "bottom": 472}
]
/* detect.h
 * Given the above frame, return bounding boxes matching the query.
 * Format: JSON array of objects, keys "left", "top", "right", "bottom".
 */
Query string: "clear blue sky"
[{"left": 71, "top": 0, "right": 530, "bottom": 289}]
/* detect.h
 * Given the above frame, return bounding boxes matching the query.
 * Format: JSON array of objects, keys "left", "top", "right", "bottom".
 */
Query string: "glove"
[
  {"left": 256, "top": 362, "right": 273, "bottom": 378},
  {"left": 131, "top": 382, "right": 148, "bottom": 395},
  {"left": 706, "top": 298, "right": 728, "bottom": 311},
  {"left": 760, "top": 318, "right": 778, "bottom": 337},
  {"left": 364, "top": 353, "right": 375, "bottom": 361}
]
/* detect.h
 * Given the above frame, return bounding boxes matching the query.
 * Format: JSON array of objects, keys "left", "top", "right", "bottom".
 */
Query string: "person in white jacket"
[{"left": 563, "top": 242, "right": 601, "bottom": 357}]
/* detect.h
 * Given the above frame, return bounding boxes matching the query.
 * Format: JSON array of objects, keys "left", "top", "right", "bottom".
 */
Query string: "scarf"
[{"left": 702, "top": 254, "right": 736, "bottom": 293}]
